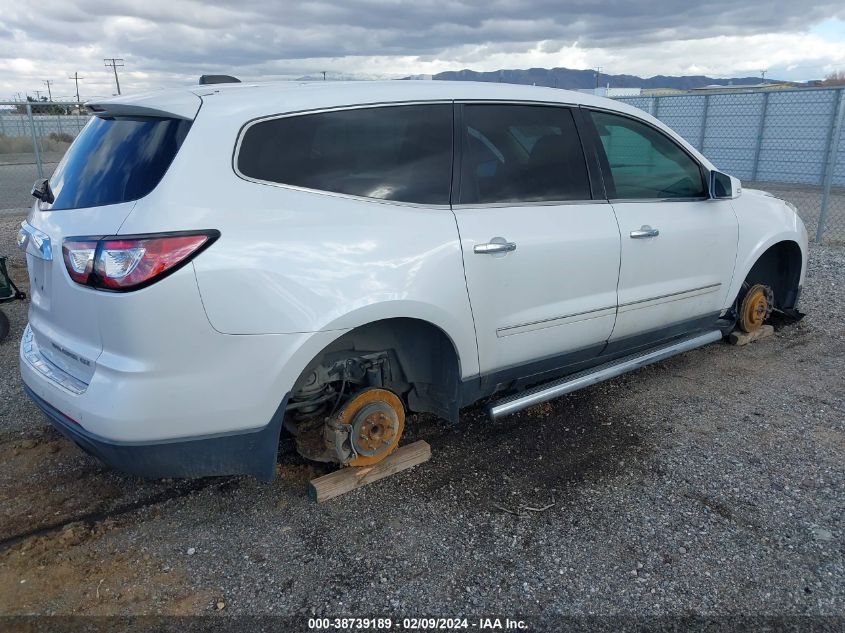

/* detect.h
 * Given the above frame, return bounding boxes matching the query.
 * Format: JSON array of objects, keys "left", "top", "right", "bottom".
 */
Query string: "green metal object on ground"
[
  {"left": 1, "top": 256, "right": 25, "bottom": 302},
  {"left": 0, "top": 255, "right": 25, "bottom": 343}
]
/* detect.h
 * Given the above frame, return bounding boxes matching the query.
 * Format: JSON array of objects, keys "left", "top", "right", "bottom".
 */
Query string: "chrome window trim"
[
  {"left": 453, "top": 199, "right": 609, "bottom": 210},
  {"left": 457, "top": 99, "right": 581, "bottom": 107},
  {"left": 232, "top": 100, "right": 455, "bottom": 209},
  {"left": 609, "top": 196, "right": 710, "bottom": 204},
  {"left": 232, "top": 178, "right": 453, "bottom": 211}
]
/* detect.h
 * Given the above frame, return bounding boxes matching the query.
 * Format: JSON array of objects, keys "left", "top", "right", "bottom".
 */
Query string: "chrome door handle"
[
  {"left": 630, "top": 225, "right": 659, "bottom": 239},
  {"left": 474, "top": 240, "right": 517, "bottom": 254}
]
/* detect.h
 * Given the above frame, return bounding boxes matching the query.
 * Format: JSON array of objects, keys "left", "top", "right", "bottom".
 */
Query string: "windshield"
[{"left": 45, "top": 115, "right": 191, "bottom": 211}]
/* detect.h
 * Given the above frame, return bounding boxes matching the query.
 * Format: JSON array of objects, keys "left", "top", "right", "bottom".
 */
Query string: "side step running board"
[{"left": 486, "top": 330, "right": 723, "bottom": 420}]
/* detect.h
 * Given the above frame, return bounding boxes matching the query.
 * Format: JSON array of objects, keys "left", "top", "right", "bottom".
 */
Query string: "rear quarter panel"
[{"left": 116, "top": 105, "right": 481, "bottom": 379}]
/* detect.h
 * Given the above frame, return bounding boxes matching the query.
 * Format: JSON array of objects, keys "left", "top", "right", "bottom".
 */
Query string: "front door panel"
[
  {"left": 609, "top": 199, "right": 738, "bottom": 342},
  {"left": 583, "top": 108, "right": 739, "bottom": 344}
]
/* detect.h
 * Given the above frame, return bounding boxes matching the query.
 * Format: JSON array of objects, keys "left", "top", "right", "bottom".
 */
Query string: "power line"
[
  {"left": 68, "top": 72, "right": 84, "bottom": 102},
  {"left": 43, "top": 80, "right": 53, "bottom": 101},
  {"left": 104, "top": 58, "right": 124, "bottom": 95}
]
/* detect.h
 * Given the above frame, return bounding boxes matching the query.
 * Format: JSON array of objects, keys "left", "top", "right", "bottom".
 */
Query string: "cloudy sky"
[{"left": 1, "top": 0, "right": 844, "bottom": 100}]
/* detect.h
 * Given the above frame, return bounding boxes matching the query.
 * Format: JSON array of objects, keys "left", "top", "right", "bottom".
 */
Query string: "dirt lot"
[{"left": 0, "top": 211, "right": 842, "bottom": 627}]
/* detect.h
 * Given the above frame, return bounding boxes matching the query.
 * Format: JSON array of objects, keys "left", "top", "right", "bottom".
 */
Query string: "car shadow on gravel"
[{"left": 404, "top": 390, "right": 652, "bottom": 509}]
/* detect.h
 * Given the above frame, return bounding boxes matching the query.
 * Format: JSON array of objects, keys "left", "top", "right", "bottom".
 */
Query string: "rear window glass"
[
  {"left": 46, "top": 116, "right": 191, "bottom": 211},
  {"left": 236, "top": 104, "right": 453, "bottom": 205}
]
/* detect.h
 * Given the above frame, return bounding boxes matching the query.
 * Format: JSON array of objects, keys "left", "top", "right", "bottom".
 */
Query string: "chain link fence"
[
  {"left": 615, "top": 87, "right": 845, "bottom": 243},
  {"left": 0, "top": 101, "right": 90, "bottom": 212},
  {"left": 1, "top": 91, "right": 844, "bottom": 243}
]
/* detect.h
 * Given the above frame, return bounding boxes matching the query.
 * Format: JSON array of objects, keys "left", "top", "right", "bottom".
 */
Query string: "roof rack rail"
[{"left": 198, "top": 75, "right": 241, "bottom": 85}]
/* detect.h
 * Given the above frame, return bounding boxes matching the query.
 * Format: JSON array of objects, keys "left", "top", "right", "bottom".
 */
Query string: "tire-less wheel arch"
[
  {"left": 736, "top": 240, "right": 803, "bottom": 310},
  {"left": 291, "top": 317, "right": 464, "bottom": 424}
]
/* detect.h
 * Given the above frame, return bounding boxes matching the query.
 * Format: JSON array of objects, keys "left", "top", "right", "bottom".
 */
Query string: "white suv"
[{"left": 17, "top": 80, "right": 807, "bottom": 480}]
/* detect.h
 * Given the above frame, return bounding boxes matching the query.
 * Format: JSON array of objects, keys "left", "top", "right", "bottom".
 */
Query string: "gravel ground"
[{"left": 0, "top": 211, "right": 842, "bottom": 627}]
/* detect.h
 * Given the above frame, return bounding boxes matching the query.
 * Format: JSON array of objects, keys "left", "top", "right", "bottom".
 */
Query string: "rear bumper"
[{"left": 23, "top": 384, "right": 287, "bottom": 481}]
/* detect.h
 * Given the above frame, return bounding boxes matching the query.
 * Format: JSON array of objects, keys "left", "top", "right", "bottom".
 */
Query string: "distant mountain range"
[
  {"left": 429, "top": 67, "right": 787, "bottom": 90},
  {"left": 294, "top": 67, "right": 792, "bottom": 90}
]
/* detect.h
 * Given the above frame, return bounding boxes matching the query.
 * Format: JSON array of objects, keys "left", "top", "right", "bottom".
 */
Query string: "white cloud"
[{"left": 0, "top": 1, "right": 843, "bottom": 100}]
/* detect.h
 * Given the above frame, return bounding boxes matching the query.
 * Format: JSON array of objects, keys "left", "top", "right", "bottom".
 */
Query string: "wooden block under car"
[
  {"left": 728, "top": 324, "right": 774, "bottom": 346},
  {"left": 308, "top": 440, "right": 432, "bottom": 503}
]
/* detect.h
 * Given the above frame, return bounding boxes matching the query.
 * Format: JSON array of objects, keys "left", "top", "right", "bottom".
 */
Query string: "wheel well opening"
[
  {"left": 742, "top": 241, "right": 802, "bottom": 310},
  {"left": 290, "top": 317, "right": 463, "bottom": 425}
]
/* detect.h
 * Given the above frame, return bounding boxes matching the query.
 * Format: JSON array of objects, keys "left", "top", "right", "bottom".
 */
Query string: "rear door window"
[
  {"left": 47, "top": 116, "right": 191, "bottom": 211},
  {"left": 458, "top": 104, "right": 591, "bottom": 205},
  {"left": 236, "top": 104, "right": 453, "bottom": 205}
]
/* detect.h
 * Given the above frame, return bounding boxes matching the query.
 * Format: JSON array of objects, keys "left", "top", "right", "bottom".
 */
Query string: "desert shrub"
[
  {"left": 48, "top": 132, "right": 74, "bottom": 143},
  {"left": 0, "top": 134, "right": 32, "bottom": 154}
]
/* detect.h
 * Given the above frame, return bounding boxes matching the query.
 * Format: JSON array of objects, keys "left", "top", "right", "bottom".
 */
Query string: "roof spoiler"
[
  {"left": 198, "top": 75, "right": 241, "bottom": 85},
  {"left": 85, "top": 91, "right": 202, "bottom": 120}
]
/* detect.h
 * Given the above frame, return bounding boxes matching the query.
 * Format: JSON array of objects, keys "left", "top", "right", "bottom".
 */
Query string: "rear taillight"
[
  {"left": 62, "top": 230, "right": 219, "bottom": 292},
  {"left": 62, "top": 240, "right": 97, "bottom": 284}
]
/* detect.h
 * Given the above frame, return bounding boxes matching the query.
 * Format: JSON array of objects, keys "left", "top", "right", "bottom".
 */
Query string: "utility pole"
[
  {"left": 68, "top": 72, "right": 84, "bottom": 102},
  {"left": 34, "top": 90, "right": 42, "bottom": 101},
  {"left": 760, "top": 69, "right": 767, "bottom": 85},
  {"left": 43, "top": 80, "right": 53, "bottom": 101},
  {"left": 104, "top": 58, "right": 124, "bottom": 95},
  {"left": 594, "top": 66, "right": 602, "bottom": 89}
]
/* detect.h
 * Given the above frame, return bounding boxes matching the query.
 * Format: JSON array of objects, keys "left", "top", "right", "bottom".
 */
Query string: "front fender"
[{"left": 724, "top": 190, "right": 808, "bottom": 309}]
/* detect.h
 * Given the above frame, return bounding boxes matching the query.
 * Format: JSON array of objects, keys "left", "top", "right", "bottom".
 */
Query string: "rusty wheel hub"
[
  {"left": 739, "top": 284, "right": 773, "bottom": 333},
  {"left": 339, "top": 388, "right": 405, "bottom": 467}
]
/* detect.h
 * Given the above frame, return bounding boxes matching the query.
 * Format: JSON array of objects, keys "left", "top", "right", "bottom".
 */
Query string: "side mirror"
[
  {"left": 709, "top": 170, "right": 741, "bottom": 200},
  {"left": 31, "top": 178, "right": 55, "bottom": 204}
]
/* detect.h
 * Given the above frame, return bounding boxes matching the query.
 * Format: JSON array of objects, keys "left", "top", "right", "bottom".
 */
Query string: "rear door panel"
[
  {"left": 452, "top": 103, "right": 621, "bottom": 375},
  {"left": 454, "top": 202, "right": 620, "bottom": 373}
]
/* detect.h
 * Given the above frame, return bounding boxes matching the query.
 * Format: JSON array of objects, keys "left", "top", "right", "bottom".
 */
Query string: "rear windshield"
[{"left": 45, "top": 115, "right": 191, "bottom": 211}]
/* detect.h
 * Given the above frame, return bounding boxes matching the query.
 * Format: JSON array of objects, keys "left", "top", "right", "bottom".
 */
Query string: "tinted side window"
[
  {"left": 47, "top": 116, "right": 191, "bottom": 211},
  {"left": 237, "top": 104, "right": 452, "bottom": 205},
  {"left": 458, "top": 105, "right": 590, "bottom": 204},
  {"left": 589, "top": 111, "right": 707, "bottom": 199}
]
